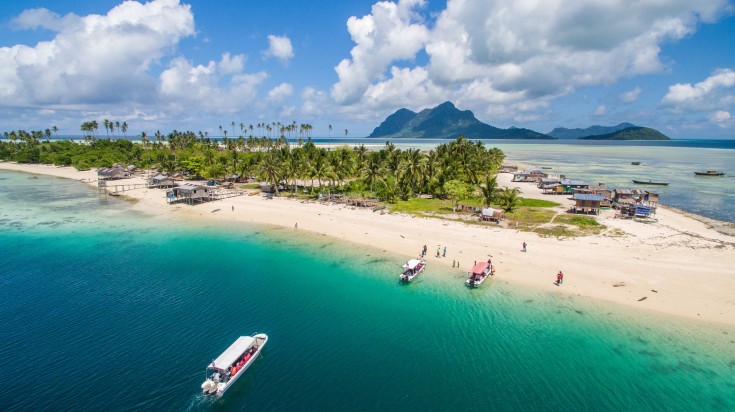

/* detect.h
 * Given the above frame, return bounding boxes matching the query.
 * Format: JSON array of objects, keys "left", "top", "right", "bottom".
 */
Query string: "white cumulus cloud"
[
  {"left": 620, "top": 86, "right": 642, "bottom": 103},
  {"left": 331, "top": 0, "right": 733, "bottom": 123},
  {"left": 661, "top": 68, "right": 735, "bottom": 111},
  {"left": 267, "top": 83, "right": 294, "bottom": 102},
  {"left": 331, "top": 0, "right": 430, "bottom": 105},
  {"left": 0, "top": 0, "right": 195, "bottom": 107},
  {"left": 264, "top": 35, "right": 294, "bottom": 64},
  {"left": 159, "top": 54, "right": 268, "bottom": 112}
]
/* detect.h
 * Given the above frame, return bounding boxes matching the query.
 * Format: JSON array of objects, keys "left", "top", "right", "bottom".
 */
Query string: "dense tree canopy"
[{"left": 1, "top": 127, "right": 504, "bottom": 203}]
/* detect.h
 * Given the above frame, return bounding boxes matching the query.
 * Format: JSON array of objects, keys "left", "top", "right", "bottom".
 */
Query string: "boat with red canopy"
[
  {"left": 201, "top": 333, "right": 268, "bottom": 397},
  {"left": 466, "top": 261, "right": 494, "bottom": 288}
]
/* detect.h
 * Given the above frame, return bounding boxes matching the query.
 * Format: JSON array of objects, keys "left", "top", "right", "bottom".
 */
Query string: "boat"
[
  {"left": 399, "top": 259, "right": 425, "bottom": 283},
  {"left": 201, "top": 333, "right": 268, "bottom": 397},
  {"left": 694, "top": 170, "right": 725, "bottom": 176},
  {"left": 631, "top": 162, "right": 641, "bottom": 165},
  {"left": 465, "top": 261, "right": 494, "bottom": 288},
  {"left": 632, "top": 180, "right": 669, "bottom": 186}
]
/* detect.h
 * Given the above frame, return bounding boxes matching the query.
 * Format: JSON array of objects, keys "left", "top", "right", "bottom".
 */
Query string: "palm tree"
[
  {"left": 479, "top": 175, "right": 499, "bottom": 207},
  {"left": 360, "top": 154, "right": 382, "bottom": 192},
  {"left": 103, "top": 119, "right": 111, "bottom": 139},
  {"left": 497, "top": 187, "right": 521, "bottom": 212},
  {"left": 258, "top": 152, "right": 283, "bottom": 194},
  {"left": 122, "top": 122, "right": 128, "bottom": 138},
  {"left": 400, "top": 148, "right": 425, "bottom": 194},
  {"left": 52, "top": 126, "right": 58, "bottom": 138},
  {"left": 310, "top": 152, "right": 335, "bottom": 192}
]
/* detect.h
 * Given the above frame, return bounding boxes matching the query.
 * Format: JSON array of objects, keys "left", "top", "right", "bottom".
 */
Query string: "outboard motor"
[{"left": 201, "top": 379, "right": 217, "bottom": 394}]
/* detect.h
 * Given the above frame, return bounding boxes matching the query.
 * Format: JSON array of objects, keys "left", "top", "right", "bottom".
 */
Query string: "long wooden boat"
[
  {"left": 465, "top": 261, "right": 494, "bottom": 288},
  {"left": 631, "top": 161, "right": 641, "bottom": 165},
  {"left": 632, "top": 179, "right": 669, "bottom": 186},
  {"left": 694, "top": 170, "right": 725, "bottom": 176},
  {"left": 201, "top": 333, "right": 268, "bottom": 397},
  {"left": 399, "top": 259, "right": 425, "bottom": 283}
]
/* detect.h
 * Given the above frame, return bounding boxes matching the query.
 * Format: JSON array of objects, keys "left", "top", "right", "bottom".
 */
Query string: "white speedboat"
[
  {"left": 201, "top": 333, "right": 268, "bottom": 397},
  {"left": 399, "top": 259, "right": 425, "bottom": 283},
  {"left": 465, "top": 261, "right": 494, "bottom": 288}
]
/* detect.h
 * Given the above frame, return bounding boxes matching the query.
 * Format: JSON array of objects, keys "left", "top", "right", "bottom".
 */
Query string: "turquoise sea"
[{"left": 1, "top": 170, "right": 734, "bottom": 411}]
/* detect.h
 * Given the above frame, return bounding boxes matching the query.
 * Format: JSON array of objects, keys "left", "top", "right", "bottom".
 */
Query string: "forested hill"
[
  {"left": 547, "top": 122, "right": 635, "bottom": 139},
  {"left": 579, "top": 126, "right": 671, "bottom": 140},
  {"left": 369, "top": 102, "right": 550, "bottom": 139}
]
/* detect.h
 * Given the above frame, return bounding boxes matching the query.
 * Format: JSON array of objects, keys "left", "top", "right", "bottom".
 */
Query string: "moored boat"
[
  {"left": 399, "top": 259, "right": 425, "bottom": 283},
  {"left": 465, "top": 260, "right": 494, "bottom": 288},
  {"left": 632, "top": 179, "right": 669, "bottom": 186},
  {"left": 631, "top": 161, "right": 641, "bottom": 165},
  {"left": 201, "top": 333, "right": 268, "bottom": 397},
  {"left": 694, "top": 170, "right": 725, "bottom": 176}
]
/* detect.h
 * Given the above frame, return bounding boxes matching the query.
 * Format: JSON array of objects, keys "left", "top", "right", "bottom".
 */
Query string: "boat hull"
[
  {"left": 632, "top": 180, "right": 668, "bottom": 186},
  {"left": 694, "top": 171, "right": 725, "bottom": 176},
  {"left": 399, "top": 266, "right": 425, "bottom": 283}
]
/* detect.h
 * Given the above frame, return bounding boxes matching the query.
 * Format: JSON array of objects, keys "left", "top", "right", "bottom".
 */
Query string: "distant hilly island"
[{"left": 368, "top": 102, "right": 670, "bottom": 140}]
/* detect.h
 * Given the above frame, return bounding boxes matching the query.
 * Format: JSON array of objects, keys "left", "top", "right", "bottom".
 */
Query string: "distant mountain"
[
  {"left": 547, "top": 123, "right": 636, "bottom": 139},
  {"left": 368, "top": 101, "right": 550, "bottom": 139},
  {"left": 579, "top": 127, "right": 670, "bottom": 140}
]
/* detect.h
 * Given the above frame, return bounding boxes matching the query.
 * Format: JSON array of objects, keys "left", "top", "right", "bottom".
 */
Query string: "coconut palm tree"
[
  {"left": 258, "top": 152, "right": 283, "bottom": 194},
  {"left": 497, "top": 187, "right": 521, "bottom": 212},
  {"left": 479, "top": 174, "right": 499, "bottom": 207},
  {"left": 360, "top": 153, "right": 382, "bottom": 192}
]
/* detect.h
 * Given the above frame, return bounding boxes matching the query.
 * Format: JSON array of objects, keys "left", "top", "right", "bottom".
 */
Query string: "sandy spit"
[{"left": 2, "top": 161, "right": 735, "bottom": 327}]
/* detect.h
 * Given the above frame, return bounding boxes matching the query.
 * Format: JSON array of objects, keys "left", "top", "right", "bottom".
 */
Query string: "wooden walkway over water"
[{"left": 97, "top": 180, "right": 147, "bottom": 194}]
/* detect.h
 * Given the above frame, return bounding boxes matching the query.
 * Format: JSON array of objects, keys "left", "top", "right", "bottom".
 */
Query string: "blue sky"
[{"left": 1, "top": 0, "right": 734, "bottom": 138}]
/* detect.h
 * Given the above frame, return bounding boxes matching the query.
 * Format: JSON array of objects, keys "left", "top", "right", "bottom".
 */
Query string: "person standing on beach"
[
  {"left": 436, "top": 246, "right": 441, "bottom": 257},
  {"left": 232, "top": 205, "right": 234, "bottom": 212},
  {"left": 443, "top": 246, "right": 447, "bottom": 257},
  {"left": 556, "top": 271, "right": 564, "bottom": 285},
  {"left": 294, "top": 222, "right": 298, "bottom": 230},
  {"left": 522, "top": 242, "right": 527, "bottom": 252}
]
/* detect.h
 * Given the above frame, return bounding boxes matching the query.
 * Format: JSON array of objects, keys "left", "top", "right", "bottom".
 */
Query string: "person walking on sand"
[
  {"left": 522, "top": 241, "right": 527, "bottom": 252},
  {"left": 294, "top": 222, "right": 298, "bottom": 230},
  {"left": 556, "top": 271, "right": 564, "bottom": 286},
  {"left": 232, "top": 205, "right": 234, "bottom": 212},
  {"left": 436, "top": 246, "right": 441, "bottom": 258},
  {"left": 443, "top": 246, "right": 447, "bottom": 257}
]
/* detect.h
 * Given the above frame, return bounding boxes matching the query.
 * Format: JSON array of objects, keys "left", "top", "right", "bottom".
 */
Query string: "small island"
[{"left": 579, "top": 126, "right": 670, "bottom": 140}]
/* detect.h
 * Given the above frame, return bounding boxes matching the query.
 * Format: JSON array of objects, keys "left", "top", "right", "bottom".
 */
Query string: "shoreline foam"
[{"left": 2, "top": 161, "right": 734, "bottom": 327}]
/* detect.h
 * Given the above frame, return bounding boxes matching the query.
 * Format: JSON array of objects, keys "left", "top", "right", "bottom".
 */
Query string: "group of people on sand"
[
  {"left": 416, "top": 240, "right": 564, "bottom": 286},
  {"left": 419, "top": 244, "right": 448, "bottom": 259}
]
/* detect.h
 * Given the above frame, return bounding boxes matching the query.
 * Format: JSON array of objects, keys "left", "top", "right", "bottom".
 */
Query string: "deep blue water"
[{"left": 0, "top": 171, "right": 734, "bottom": 411}]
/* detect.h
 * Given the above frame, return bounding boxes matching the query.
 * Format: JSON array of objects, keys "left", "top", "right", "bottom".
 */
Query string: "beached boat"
[
  {"left": 201, "top": 333, "right": 268, "bottom": 397},
  {"left": 632, "top": 179, "right": 669, "bottom": 186},
  {"left": 694, "top": 170, "right": 725, "bottom": 176},
  {"left": 631, "top": 162, "right": 641, "bottom": 165},
  {"left": 399, "top": 259, "right": 425, "bottom": 283},
  {"left": 465, "top": 261, "right": 494, "bottom": 288}
]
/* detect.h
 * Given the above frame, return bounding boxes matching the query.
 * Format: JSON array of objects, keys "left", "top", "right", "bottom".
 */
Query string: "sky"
[{"left": 1, "top": 0, "right": 734, "bottom": 139}]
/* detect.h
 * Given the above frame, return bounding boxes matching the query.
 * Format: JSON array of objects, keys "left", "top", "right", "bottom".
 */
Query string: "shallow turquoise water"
[{"left": 0, "top": 170, "right": 734, "bottom": 411}]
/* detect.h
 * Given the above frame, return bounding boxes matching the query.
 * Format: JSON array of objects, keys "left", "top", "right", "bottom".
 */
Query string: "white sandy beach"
[{"left": 3, "top": 161, "right": 735, "bottom": 327}]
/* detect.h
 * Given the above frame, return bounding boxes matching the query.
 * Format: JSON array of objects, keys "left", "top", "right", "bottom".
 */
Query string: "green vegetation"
[
  {"left": 579, "top": 126, "right": 670, "bottom": 140},
  {"left": 2, "top": 127, "right": 506, "bottom": 205},
  {"left": 516, "top": 198, "right": 560, "bottom": 208}
]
